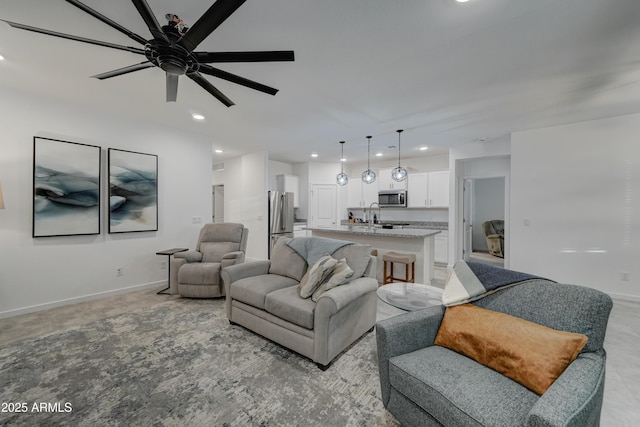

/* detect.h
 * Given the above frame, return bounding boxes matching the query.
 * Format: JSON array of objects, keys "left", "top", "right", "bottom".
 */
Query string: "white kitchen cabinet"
[
  {"left": 378, "top": 168, "right": 408, "bottom": 190},
  {"left": 407, "top": 172, "right": 429, "bottom": 207},
  {"left": 276, "top": 174, "right": 299, "bottom": 208},
  {"left": 434, "top": 230, "right": 448, "bottom": 264},
  {"left": 347, "top": 179, "right": 378, "bottom": 208},
  {"left": 407, "top": 170, "right": 449, "bottom": 208},
  {"left": 428, "top": 170, "right": 450, "bottom": 208}
]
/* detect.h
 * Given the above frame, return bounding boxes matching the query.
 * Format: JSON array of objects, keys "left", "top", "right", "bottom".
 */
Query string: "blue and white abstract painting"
[
  {"left": 108, "top": 149, "right": 158, "bottom": 233},
  {"left": 33, "top": 137, "right": 101, "bottom": 237}
]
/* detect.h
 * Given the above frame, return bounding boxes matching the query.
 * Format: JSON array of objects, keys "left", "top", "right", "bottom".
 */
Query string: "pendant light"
[
  {"left": 361, "top": 135, "right": 376, "bottom": 184},
  {"left": 391, "top": 129, "right": 408, "bottom": 182},
  {"left": 336, "top": 141, "right": 349, "bottom": 186}
]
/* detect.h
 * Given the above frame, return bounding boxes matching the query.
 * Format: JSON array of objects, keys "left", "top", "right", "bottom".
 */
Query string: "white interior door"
[
  {"left": 310, "top": 184, "right": 337, "bottom": 228},
  {"left": 463, "top": 179, "right": 473, "bottom": 261}
]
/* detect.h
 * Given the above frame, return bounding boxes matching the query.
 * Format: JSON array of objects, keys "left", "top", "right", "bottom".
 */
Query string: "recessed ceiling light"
[
  {"left": 192, "top": 113, "right": 205, "bottom": 121},
  {"left": 456, "top": 0, "right": 470, "bottom": 3},
  {"left": 0, "top": 54, "right": 4, "bottom": 61},
  {"left": 375, "top": 152, "right": 383, "bottom": 157},
  {"left": 419, "top": 146, "right": 428, "bottom": 151},
  {"left": 311, "top": 153, "right": 318, "bottom": 158},
  {"left": 215, "top": 149, "right": 223, "bottom": 153},
  {"left": 341, "top": 157, "right": 347, "bottom": 162}
]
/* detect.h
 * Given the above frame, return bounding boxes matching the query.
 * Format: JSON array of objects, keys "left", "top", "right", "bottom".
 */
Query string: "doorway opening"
[
  {"left": 212, "top": 185, "right": 224, "bottom": 223},
  {"left": 463, "top": 177, "right": 506, "bottom": 268}
]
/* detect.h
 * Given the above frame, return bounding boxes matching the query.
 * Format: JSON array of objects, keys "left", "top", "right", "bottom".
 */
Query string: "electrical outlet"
[
  {"left": 116, "top": 267, "right": 124, "bottom": 276},
  {"left": 621, "top": 271, "right": 630, "bottom": 281},
  {"left": 160, "top": 260, "right": 167, "bottom": 269},
  {"left": 192, "top": 216, "right": 202, "bottom": 224}
]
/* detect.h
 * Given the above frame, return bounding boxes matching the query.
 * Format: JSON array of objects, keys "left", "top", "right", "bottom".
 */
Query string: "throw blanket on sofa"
[
  {"left": 442, "top": 260, "right": 555, "bottom": 306},
  {"left": 286, "top": 237, "right": 353, "bottom": 266}
]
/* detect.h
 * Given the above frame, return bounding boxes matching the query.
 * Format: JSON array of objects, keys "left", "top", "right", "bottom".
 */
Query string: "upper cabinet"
[
  {"left": 276, "top": 174, "right": 299, "bottom": 208},
  {"left": 347, "top": 179, "right": 378, "bottom": 208},
  {"left": 378, "top": 168, "right": 408, "bottom": 191},
  {"left": 407, "top": 170, "right": 450, "bottom": 208}
]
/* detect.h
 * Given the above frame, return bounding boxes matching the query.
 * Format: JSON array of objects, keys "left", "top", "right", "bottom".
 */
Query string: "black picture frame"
[
  {"left": 108, "top": 148, "right": 158, "bottom": 233},
  {"left": 32, "top": 137, "right": 101, "bottom": 237}
]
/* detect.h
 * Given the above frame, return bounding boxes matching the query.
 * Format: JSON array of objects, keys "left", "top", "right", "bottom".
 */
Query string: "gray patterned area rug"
[{"left": 0, "top": 298, "right": 399, "bottom": 426}]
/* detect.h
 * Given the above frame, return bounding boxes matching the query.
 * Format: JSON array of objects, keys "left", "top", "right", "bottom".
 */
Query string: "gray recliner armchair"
[
  {"left": 482, "top": 219, "right": 504, "bottom": 258},
  {"left": 171, "top": 223, "right": 248, "bottom": 298},
  {"left": 376, "top": 279, "right": 612, "bottom": 426}
]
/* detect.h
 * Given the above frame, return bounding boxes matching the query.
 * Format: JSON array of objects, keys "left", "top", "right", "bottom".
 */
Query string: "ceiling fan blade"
[
  {"left": 65, "top": 0, "right": 148, "bottom": 45},
  {"left": 1, "top": 20, "right": 145, "bottom": 55},
  {"left": 178, "top": 0, "right": 247, "bottom": 53},
  {"left": 199, "top": 65, "right": 278, "bottom": 96},
  {"left": 166, "top": 73, "right": 179, "bottom": 102},
  {"left": 131, "top": 0, "right": 169, "bottom": 43},
  {"left": 187, "top": 72, "right": 235, "bottom": 107},
  {"left": 194, "top": 50, "right": 295, "bottom": 63},
  {"left": 91, "top": 61, "right": 153, "bottom": 80}
]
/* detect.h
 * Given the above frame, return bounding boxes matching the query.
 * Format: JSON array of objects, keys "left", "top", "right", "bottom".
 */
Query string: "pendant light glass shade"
[
  {"left": 361, "top": 136, "right": 376, "bottom": 184},
  {"left": 392, "top": 129, "right": 408, "bottom": 182},
  {"left": 336, "top": 141, "right": 349, "bottom": 186}
]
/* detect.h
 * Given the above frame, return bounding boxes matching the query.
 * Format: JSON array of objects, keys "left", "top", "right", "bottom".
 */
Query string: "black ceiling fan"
[{"left": 2, "top": 0, "right": 294, "bottom": 106}]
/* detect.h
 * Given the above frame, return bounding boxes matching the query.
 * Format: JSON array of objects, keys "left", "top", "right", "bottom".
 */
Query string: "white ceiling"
[{"left": 2, "top": 0, "right": 640, "bottom": 164}]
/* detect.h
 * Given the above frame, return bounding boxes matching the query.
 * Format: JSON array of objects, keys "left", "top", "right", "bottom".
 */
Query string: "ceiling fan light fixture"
[
  {"left": 392, "top": 129, "right": 408, "bottom": 182},
  {"left": 361, "top": 136, "right": 377, "bottom": 184},
  {"left": 336, "top": 141, "right": 349, "bottom": 186}
]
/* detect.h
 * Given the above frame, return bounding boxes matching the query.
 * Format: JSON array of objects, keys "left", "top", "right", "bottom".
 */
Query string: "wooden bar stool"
[{"left": 383, "top": 251, "right": 416, "bottom": 284}]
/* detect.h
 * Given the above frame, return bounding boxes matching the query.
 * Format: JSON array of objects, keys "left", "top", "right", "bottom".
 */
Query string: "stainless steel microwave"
[{"left": 378, "top": 190, "right": 407, "bottom": 207}]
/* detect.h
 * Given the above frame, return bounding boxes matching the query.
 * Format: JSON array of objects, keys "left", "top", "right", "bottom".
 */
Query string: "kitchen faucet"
[{"left": 369, "top": 202, "right": 381, "bottom": 228}]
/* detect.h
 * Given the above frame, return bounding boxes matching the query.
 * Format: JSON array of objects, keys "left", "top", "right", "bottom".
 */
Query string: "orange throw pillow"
[{"left": 434, "top": 303, "right": 587, "bottom": 395}]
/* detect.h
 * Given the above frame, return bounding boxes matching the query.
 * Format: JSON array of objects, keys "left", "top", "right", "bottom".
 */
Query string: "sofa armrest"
[
  {"left": 376, "top": 306, "right": 445, "bottom": 406},
  {"left": 173, "top": 250, "right": 202, "bottom": 263},
  {"left": 316, "top": 276, "right": 378, "bottom": 313},
  {"left": 221, "top": 260, "right": 270, "bottom": 288},
  {"left": 527, "top": 352, "right": 607, "bottom": 427},
  {"left": 220, "top": 251, "right": 246, "bottom": 268}
]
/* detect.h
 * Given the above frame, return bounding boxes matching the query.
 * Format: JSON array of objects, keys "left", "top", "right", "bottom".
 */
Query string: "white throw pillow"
[
  {"left": 299, "top": 255, "right": 338, "bottom": 299},
  {"left": 311, "top": 258, "right": 354, "bottom": 302}
]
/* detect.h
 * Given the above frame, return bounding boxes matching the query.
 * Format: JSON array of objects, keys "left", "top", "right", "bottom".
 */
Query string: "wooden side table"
[{"left": 156, "top": 248, "right": 188, "bottom": 294}]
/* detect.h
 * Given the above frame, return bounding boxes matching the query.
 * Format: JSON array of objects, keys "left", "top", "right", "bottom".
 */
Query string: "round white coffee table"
[{"left": 377, "top": 282, "right": 443, "bottom": 311}]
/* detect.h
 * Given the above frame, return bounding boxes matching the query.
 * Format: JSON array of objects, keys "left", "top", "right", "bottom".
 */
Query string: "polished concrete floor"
[{"left": 1, "top": 268, "right": 639, "bottom": 426}]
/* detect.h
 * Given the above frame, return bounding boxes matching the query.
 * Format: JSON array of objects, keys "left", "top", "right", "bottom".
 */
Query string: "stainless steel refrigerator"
[{"left": 268, "top": 191, "right": 294, "bottom": 258}]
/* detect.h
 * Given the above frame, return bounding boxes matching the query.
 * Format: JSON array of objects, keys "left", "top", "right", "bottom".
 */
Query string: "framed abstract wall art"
[
  {"left": 108, "top": 148, "right": 158, "bottom": 233},
  {"left": 32, "top": 137, "right": 101, "bottom": 237}
]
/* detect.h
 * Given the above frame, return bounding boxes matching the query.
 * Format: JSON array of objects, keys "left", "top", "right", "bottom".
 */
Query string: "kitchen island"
[{"left": 305, "top": 225, "right": 441, "bottom": 284}]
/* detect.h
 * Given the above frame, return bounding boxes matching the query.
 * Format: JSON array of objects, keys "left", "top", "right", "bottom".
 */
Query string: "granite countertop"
[
  {"left": 305, "top": 225, "right": 441, "bottom": 238},
  {"left": 339, "top": 221, "right": 448, "bottom": 230}
]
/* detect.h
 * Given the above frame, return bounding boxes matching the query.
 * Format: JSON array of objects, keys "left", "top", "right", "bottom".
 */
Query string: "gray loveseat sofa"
[
  {"left": 221, "top": 236, "right": 378, "bottom": 369},
  {"left": 376, "top": 279, "right": 613, "bottom": 426}
]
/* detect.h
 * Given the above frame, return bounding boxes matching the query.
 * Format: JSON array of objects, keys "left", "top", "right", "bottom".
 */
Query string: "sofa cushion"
[
  {"left": 389, "top": 346, "right": 538, "bottom": 426},
  {"left": 311, "top": 258, "right": 354, "bottom": 302},
  {"left": 299, "top": 255, "right": 338, "bottom": 299},
  {"left": 229, "top": 274, "right": 298, "bottom": 310},
  {"left": 265, "top": 286, "right": 316, "bottom": 330},
  {"left": 269, "top": 237, "right": 308, "bottom": 281},
  {"left": 434, "top": 303, "right": 587, "bottom": 395},
  {"left": 178, "top": 262, "right": 221, "bottom": 285},
  {"left": 332, "top": 244, "right": 371, "bottom": 279}
]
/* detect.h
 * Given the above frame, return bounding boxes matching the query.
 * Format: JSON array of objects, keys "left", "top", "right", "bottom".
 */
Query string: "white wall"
[
  {"left": 511, "top": 113, "right": 640, "bottom": 300},
  {"left": 0, "top": 88, "right": 213, "bottom": 317},
  {"left": 268, "top": 160, "right": 293, "bottom": 191},
  {"left": 223, "top": 151, "right": 269, "bottom": 260}
]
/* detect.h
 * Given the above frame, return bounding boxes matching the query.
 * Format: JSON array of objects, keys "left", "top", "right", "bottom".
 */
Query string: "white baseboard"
[
  {"left": 0, "top": 281, "right": 164, "bottom": 319},
  {"left": 608, "top": 291, "right": 640, "bottom": 303}
]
